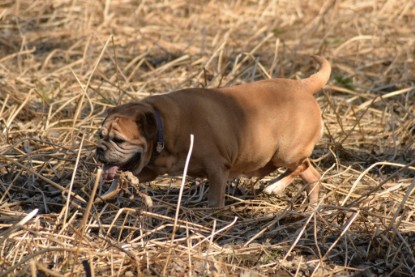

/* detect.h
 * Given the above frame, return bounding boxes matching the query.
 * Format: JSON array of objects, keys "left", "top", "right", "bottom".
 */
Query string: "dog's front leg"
[
  {"left": 206, "top": 168, "right": 229, "bottom": 208},
  {"left": 137, "top": 167, "right": 158, "bottom": 182}
]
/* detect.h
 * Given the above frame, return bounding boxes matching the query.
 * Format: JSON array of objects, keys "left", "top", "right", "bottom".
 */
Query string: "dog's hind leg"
[
  {"left": 263, "top": 168, "right": 297, "bottom": 196},
  {"left": 263, "top": 159, "right": 321, "bottom": 204},
  {"left": 299, "top": 160, "right": 321, "bottom": 205}
]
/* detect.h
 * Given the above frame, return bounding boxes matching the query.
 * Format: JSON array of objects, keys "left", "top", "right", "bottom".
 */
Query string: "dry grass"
[{"left": 1, "top": 0, "right": 415, "bottom": 276}]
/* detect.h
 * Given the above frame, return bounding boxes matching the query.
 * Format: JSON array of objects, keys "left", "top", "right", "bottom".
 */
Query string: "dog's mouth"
[
  {"left": 101, "top": 152, "right": 142, "bottom": 180},
  {"left": 103, "top": 164, "right": 120, "bottom": 180}
]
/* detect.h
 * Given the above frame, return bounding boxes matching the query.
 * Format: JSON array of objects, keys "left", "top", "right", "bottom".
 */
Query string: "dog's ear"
[
  {"left": 105, "top": 106, "right": 116, "bottom": 117},
  {"left": 137, "top": 111, "right": 157, "bottom": 139}
]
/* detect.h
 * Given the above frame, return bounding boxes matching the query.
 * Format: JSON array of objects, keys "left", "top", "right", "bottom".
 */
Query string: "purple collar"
[{"left": 152, "top": 110, "right": 164, "bottom": 160}]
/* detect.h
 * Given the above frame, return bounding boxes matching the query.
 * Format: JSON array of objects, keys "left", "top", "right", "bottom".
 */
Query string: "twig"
[
  {"left": 63, "top": 133, "right": 85, "bottom": 225},
  {"left": 163, "top": 134, "right": 194, "bottom": 275}
]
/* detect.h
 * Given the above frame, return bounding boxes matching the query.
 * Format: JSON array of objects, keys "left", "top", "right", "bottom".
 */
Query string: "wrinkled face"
[{"left": 95, "top": 104, "right": 156, "bottom": 180}]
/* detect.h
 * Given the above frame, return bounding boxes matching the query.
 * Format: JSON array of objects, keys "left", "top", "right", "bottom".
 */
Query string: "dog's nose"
[
  {"left": 98, "top": 130, "right": 104, "bottom": 139},
  {"left": 96, "top": 145, "right": 106, "bottom": 156}
]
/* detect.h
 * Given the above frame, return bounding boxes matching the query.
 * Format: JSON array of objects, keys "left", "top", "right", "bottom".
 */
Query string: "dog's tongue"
[{"left": 103, "top": 165, "right": 119, "bottom": 180}]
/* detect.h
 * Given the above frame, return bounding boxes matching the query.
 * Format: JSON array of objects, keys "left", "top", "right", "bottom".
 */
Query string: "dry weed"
[{"left": 1, "top": 0, "right": 414, "bottom": 276}]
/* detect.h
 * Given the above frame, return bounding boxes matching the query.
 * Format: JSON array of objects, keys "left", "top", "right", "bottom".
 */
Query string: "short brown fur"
[{"left": 96, "top": 56, "right": 331, "bottom": 207}]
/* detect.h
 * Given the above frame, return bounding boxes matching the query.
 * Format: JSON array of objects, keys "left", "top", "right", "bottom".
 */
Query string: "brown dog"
[{"left": 96, "top": 56, "right": 331, "bottom": 207}]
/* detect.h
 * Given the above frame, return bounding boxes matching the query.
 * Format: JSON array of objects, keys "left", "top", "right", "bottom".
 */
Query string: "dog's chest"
[{"left": 148, "top": 154, "right": 203, "bottom": 176}]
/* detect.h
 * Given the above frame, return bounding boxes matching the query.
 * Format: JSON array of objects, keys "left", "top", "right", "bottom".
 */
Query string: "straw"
[{"left": 1, "top": 0, "right": 414, "bottom": 275}]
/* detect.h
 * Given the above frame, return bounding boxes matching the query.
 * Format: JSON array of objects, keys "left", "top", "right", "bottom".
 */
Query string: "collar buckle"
[
  {"left": 156, "top": 142, "right": 164, "bottom": 153},
  {"left": 152, "top": 109, "right": 164, "bottom": 160}
]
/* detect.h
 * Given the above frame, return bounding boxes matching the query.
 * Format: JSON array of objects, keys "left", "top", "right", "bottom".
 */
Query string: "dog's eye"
[{"left": 112, "top": 137, "right": 125, "bottom": 144}]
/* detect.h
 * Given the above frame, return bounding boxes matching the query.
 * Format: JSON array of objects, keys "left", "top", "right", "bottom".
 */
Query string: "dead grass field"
[{"left": 1, "top": 0, "right": 415, "bottom": 276}]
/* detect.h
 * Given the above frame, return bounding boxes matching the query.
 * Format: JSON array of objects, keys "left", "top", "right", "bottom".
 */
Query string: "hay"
[{"left": 1, "top": 0, "right": 414, "bottom": 276}]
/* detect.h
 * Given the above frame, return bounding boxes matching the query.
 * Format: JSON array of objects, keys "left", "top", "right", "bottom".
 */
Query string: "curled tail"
[{"left": 302, "top": 55, "right": 331, "bottom": 94}]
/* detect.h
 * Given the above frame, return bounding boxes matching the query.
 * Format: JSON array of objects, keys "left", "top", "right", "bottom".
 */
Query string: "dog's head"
[{"left": 96, "top": 103, "right": 157, "bottom": 180}]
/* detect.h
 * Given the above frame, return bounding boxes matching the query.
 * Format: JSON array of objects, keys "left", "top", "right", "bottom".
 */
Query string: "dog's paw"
[{"left": 263, "top": 183, "right": 286, "bottom": 196}]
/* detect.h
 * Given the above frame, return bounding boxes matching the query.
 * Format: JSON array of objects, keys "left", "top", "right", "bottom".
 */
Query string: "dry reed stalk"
[
  {"left": 163, "top": 134, "right": 194, "bottom": 275},
  {"left": 0, "top": 0, "right": 414, "bottom": 276}
]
